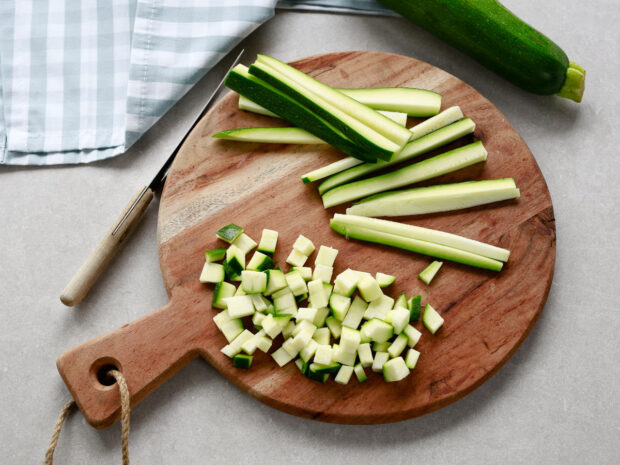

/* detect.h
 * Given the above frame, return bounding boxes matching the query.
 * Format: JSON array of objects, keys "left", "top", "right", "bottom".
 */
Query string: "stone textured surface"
[{"left": 0, "top": 2, "right": 618, "bottom": 463}]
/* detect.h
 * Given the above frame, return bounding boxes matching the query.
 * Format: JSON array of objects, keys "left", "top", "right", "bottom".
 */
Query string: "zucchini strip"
[
  {"left": 239, "top": 95, "right": 409, "bottom": 125},
  {"left": 336, "top": 87, "right": 441, "bottom": 117},
  {"left": 214, "top": 127, "right": 325, "bottom": 144},
  {"left": 322, "top": 141, "right": 487, "bottom": 208},
  {"left": 255, "top": 55, "right": 413, "bottom": 146},
  {"left": 225, "top": 65, "right": 376, "bottom": 162},
  {"left": 318, "top": 118, "right": 476, "bottom": 194},
  {"left": 250, "top": 61, "right": 400, "bottom": 160},
  {"left": 301, "top": 106, "right": 465, "bottom": 185},
  {"left": 331, "top": 213, "right": 510, "bottom": 262},
  {"left": 330, "top": 220, "right": 503, "bottom": 271},
  {"left": 346, "top": 178, "right": 520, "bottom": 217}
]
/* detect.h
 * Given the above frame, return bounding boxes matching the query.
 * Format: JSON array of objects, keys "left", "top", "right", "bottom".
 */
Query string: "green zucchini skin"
[{"left": 379, "top": 0, "right": 583, "bottom": 98}]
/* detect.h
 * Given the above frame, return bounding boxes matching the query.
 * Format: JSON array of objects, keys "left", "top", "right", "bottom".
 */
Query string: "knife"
[{"left": 60, "top": 49, "right": 245, "bottom": 306}]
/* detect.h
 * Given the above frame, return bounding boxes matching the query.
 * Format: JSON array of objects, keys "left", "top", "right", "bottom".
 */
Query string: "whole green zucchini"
[{"left": 379, "top": 0, "right": 585, "bottom": 102}]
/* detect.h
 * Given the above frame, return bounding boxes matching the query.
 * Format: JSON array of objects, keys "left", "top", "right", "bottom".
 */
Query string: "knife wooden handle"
[{"left": 60, "top": 186, "right": 154, "bottom": 306}]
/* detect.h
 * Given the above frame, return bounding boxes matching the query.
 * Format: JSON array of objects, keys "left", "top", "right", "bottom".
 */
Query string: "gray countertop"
[{"left": 1, "top": 2, "right": 619, "bottom": 463}]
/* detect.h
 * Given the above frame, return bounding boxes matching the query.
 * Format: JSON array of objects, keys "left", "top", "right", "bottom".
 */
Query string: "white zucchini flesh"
[
  {"left": 382, "top": 357, "right": 410, "bottom": 382},
  {"left": 318, "top": 118, "right": 476, "bottom": 194},
  {"left": 199, "top": 262, "right": 224, "bottom": 283},
  {"left": 255, "top": 55, "right": 413, "bottom": 146},
  {"left": 334, "top": 365, "right": 355, "bottom": 384},
  {"left": 341, "top": 296, "right": 368, "bottom": 330},
  {"left": 214, "top": 127, "right": 326, "bottom": 144},
  {"left": 258, "top": 228, "right": 278, "bottom": 254},
  {"left": 331, "top": 213, "right": 510, "bottom": 263},
  {"left": 322, "top": 141, "right": 488, "bottom": 208},
  {"left": 250, "top": 60, "right": 401, "bottom": 158},
  {"left": 423, "top": 304, "right": 444, "bottom": 334},
  {"left": 409, "top": 106, "right": 463, "bottom": 140},
  {"left": 346, "top": 178, "right": 520, "bottom": 217},
  {"left": 376, "top": 272, "right": 396, "bottom": 287},
  {"left": 336, "top": 87, "right": 441, "bottom": 117},
  {"left": 302, "top": 158, "right": 362, "bottom": 184},
  {"left": 315, "top": 245, "right": 339, "bottom": 267}
]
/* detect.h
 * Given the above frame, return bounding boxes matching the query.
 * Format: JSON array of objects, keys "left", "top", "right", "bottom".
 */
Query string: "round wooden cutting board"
[{"left": 57, "top": 51, "right": 555, "bottom": 429}]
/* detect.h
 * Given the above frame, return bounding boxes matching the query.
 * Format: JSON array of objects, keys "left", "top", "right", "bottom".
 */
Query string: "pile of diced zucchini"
[{"left": 200, "top": 223, "right": 445, "bottom": 384}]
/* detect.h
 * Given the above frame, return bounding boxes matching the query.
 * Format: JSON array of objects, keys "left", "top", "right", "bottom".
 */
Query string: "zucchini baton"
[{"left": 378, "top": 0, "right": 585, "bottom": 102}]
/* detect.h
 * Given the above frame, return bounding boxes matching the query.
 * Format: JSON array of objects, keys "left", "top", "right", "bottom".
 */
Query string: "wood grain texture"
[{"left": 57, "top": 51, "right": 555, "bottom": 428}]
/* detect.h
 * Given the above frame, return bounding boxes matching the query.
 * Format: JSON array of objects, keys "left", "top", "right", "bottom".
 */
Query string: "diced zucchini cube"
[
  {"left": 221, "top": 330, "right": 253, "bottom": 358},
  {"left": 334, "top": 365, "right": 354, "bottom": 384},
  {"left": 241, "top": 270, "right": 267, "bottom": 294},
  {"left": 261, "top": 314, "right": 282, "bottom": 339},
  {"left": 223, "top": 257, "right": 244, "bottom": 281},
  {"left": 382, "top": 357, "right": 410, "bottom": 382},
  {"left": 285, "top": 271, "right": 308, "bottom": 296},
  {"left": 313, "top": 327, "right": 331, "bottom": 345},
  {"left": 264, "top": 269, "right": 287, "bottom": 295},
  {"left": 213, "top": 310, "right": 244, "bottom": 342},
  {"left": 325, "top": 316, "right": 342, "bottom": 339},
  {"left": 292, "top": 320, "right": 317, "bottom": 338},
  {"left": 252, "top": 311, "right": 266, "bottom": 328},
  {"left": 329, "top": 293, "right": 351, "bottom": 321},
  {"left": 315, "top": 245, "right": 338, "bottom": 267},
  {"left": 332, "top": 344, "right": 356, "bottom": 366},
  {"left": 285, "top": 329, "right": 314, "bottom": 357},
  {"left": 422, "top": 304, "right": 444, "bottom": 334},
  {"left": 292, "top": 266, "right": 312, "bottom": 281},
  {"left": 357, "top": 343, "right": 373, "bottom": 367},
  {"left": 296, "top": 307, "right": 318, "bottom": 322},
  {"left": 216, "top": 224, "right": 243, "bottom": 243},
  {"left": 286, "top": 248, "right": 308, "bottom": 267},
  {"left": 307, "top": 279, "right": 328, "bottom": 308},
  {"left": 293, "top": 235, "right": 315, "bottom": 256},
  {"left": 372, "top": 341, "right": 390, "bottom": 352},
  {"left": 205, "top": 247, "right": 226, "bottom": 263},
  {"left": 295, "top": 358, "right": 307, "bottom": 374},
  {"left": 225, "top": 295, "right": 255, "bottom": 318},
  {"left": 375, "top": 272, "right": 396, "bottom": 287},
  {"left": 312, "top": 307, "right": 330, "bottom": 328},
  {"left": 299, "top": 339, "right": 319, "bottom": 362},
  {"left": 418, "top": 261, "right": 443, "bottom": 285},
  {"left": 233, "top": 354, "right": 253, "bottom": 369},
  {"left": 212, "top": 281, "right": 236, "bottom": 309},
  {"left": 332, "top": 269, "right": 359, "bottom": 297},
  {"left": 409, "top": 295, "right": 422, "bottom": 322},
  {"left": 282, "top": 320, "right": 296, "bottom": 339},
  {"left": 257, "top": 228, "right": 278, "bottom": 254},
  {"left": 354, "top": 363, "right": 368, "bottom": 382},
  {"left": 256, "top": 335, "right": 273, "bottom": 353},
  {"left": 404, "top": 324, "right": 422, "bottom": 348},
  {"left": 309, "top": 362, "right": 340, "bottom": 374},
  {"left": 405, "top": 348, "right": 420, "bottom": 369},
  {"left": 364, "top": 295, "right": 394, "bottom": 321},
  {"left": 391, "top": 306, "right": 411, "bottom": 334},
  {"left": 341, "top": 296, "right": 367, "bottom": 330},
  {"left": 387, "top": 333, "right": 408, "bottom": 358},
  {"left": 250, "top": 294, "right": 270, "bottom": 312},
  {"left": 357, "top": 276, "right": 383, "bottom": 302},
  {"left": 361, "top": 318, "right": 393, "bottom": 343},
  {"left": 394, "top": 293, "right": 408, "bottom": 310},
  {"left": 272, "top": 347, "right": 295, "bottom": 367},
  {"left": 273, "top": 289, "right": 297, "bottom": 315},
  {"left": 232, "top": 233, "right": 257, "bottom": 255},
  {"left": 247, "top": 251, "right": 276, "bottom": 271},
  {"left": 234, "top": 286, "right": 247, "bottom": 296},
  {"left": 339, "top": 326, "right": 361, "bottom": 354},
  {"left": 312, "top": 264, "right": 333, "bottom": 283},
  {"left": 372, "top": 351, "right": 389, "bottom": 372},
  {"left": 306, "top": 369, "right": 329, "bottom": 383},
  {"left": 313, "top": 344, "right": 334, "bottom": 365}
]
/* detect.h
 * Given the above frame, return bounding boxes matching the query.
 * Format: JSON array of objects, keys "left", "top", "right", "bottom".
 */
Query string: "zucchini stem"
[{"left": 557, "top": 61, "right": 586, "bottom": 103}]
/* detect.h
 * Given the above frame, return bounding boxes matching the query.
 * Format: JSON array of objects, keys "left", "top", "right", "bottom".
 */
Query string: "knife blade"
[{"left": 60, "top": 49, "right": 244, "bottom": 307}]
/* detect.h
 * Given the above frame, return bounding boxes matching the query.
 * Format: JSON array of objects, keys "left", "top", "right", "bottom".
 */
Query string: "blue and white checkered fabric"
[{"left": 0, "top": 0, "right": 391, "bottom": 165}]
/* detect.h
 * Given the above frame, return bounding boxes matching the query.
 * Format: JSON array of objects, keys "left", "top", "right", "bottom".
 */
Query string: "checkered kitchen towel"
[{"left": 0, "top": 0, "right": 392, "bottom": 166}]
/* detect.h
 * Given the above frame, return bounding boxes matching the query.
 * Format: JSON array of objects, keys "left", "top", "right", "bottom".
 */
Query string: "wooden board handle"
[
  {"left": 56, "top": 300, "right": 203, "bottom": 429},
  {"left": 60, "top": 186, "right": 154, "bottom": 306}
]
